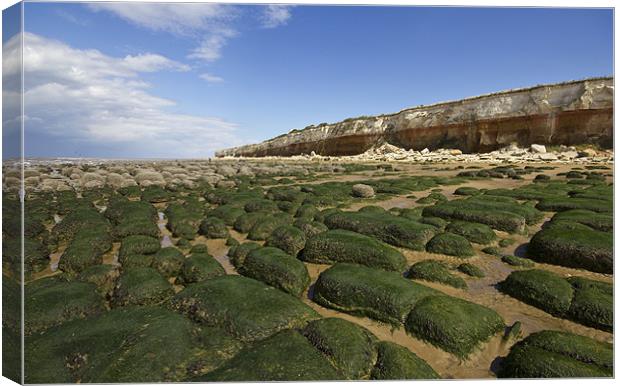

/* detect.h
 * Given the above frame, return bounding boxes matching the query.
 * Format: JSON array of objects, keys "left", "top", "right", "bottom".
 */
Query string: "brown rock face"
[{"left": 216, "top": 77, "right": 613, "bottom": 157}]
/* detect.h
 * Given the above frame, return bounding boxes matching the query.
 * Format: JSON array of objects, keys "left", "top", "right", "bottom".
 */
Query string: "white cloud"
[
  {"left": 4, "top": 33, "right": 241, "bottom": 158},
  {"left": 261, "top": 5, "right": 293, "bottom": 28},
  {"left": 199, "top": 72, "right": 224, "bottom": 83}
]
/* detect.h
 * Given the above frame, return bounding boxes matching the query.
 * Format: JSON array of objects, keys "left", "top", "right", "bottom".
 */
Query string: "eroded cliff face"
[{"left": 216, "top": 77, "right": 613, "bottom": 157}]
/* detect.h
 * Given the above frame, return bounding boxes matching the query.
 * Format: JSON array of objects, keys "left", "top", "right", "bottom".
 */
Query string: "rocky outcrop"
[{"left": 216, "top": 77, "right": 613, "bottom": 157}]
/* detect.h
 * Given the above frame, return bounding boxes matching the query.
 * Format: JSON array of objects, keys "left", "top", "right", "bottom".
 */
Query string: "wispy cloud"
[
  {"left": 199, "top": 72, "right": 225, "bottom": 83},
  {"left": 56, "top": 9, "right": 91, "bottom": 27},
  {"left": 261, "top": 5, "right": 293, "bottom": 28},
  {"left": 5, "top": 33, "right": 241, "bottom": 158}
]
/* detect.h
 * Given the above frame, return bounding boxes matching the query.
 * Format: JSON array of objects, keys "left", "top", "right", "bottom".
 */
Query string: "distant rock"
[
  {"left": 352, "top": 184, "right": 375, "bottom": 198},
  {"left": 530, "top": 144, "right": 546, "bottom": 153}
]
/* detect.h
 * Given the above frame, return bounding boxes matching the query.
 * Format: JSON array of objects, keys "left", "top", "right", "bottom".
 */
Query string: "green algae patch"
[
  {"left": 527, "top": 221, "right": 612, "bottom": 273},
  {"left": 536, "top": 197, "right": 611, "bottom": 213},
  {"left": 77, "top": 264, "right": 119, "bottom": 296},
  {"left": 25, "top": 277, "right": 105, "bottom": 335},
  {"left": 118, "top": 235, "right": 160, "bottom": 259},
  {"left": 498, "top": 330, "right": 612, "bottom": 378},
  {"left": 498, "top": 270, "right": 573, "bottom": 317},
  {"left": 25, "top": 306, "right": 226, "bottom": 383},
  {"left": 457, "top": 263, "right": 485, "bottom": 278},
  {"left": 208, "top": 205, "right": 245, "bottom": 226},
  {"left": 405, "top": 296, "right": 504, "bottom": 359},
  {"left": 171, "top": 275, "right": 320, "bottom": 342},
  {"left": 501, "top": 255, "right": 535, "bottom": 268},
  {"left": 371, "top": 341, "right": 440, "bottom": 380},
  {"left": 198, "top": 330, "right": 341, "bottom": 381},
  {"left": 239, "top": 247, "right": 310, "bottom": 297},
  {"left": 293, "top": 218, "right": 329, "bottom": 238},
  {"left": 567, "top": 277, "right": 613, "bottom": 332},
  {"left": 112, "top": 267, "right": 174, "bottom": 307},
  {"left": 324, "top": 210, "right": 436, "bottom": 250},
  {"left": 313, "top": 263, "right": 440, "bottom": 325},
  {"left": 178, "top": 253, "right": 225, "bottom": 284},
  {"left": 295, "top": 204, "right": 319, "bottom": 220},
  {"left": 445, "top": 221, "right": 496, "bottom": 244},
  {"left": 59, "top": 227, "right": 113, "bottom": 274},
  {"left": 228, "top": 242, "right": 261, "bottom": 268},
  {"left": 151, "top": 247, "right": 185, "bottom": 277},
  {"left": 425, "top": 232, "right": 474, "bottom": 258},
  {"left": 303, "top": 318, "right": 378, "bottom": 379},
  {"left": 552, "top": 209, "right": 613, "bottom": 232},
  {"left": 247, "top": 214, "right": 293, "bottom": 240},
  {"left": 233, "top": 212, "right": 265, "bottom": 233},
  {"left": 407, "top": 260, "right": 467, "bottom": 289},
  {"left": 265, "top": 225, "right": 307, "bottom": 256},
  {"left": 301, "top": 229, "right": 406, "bottom": 272},
  {"left": 199, "top": 217, "right": 229, "bottom": 239}
]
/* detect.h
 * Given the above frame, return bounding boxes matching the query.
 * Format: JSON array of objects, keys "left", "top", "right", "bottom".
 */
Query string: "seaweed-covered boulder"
[
  {"left": 59, "top": 228, "right": 113, "bottom": 274},
  {"left": 352, "top": 184, "right": 375, "bottom": 198},
  {"left": 199, "top": 217, "right": 229, "bottom": 239},
  {"left": 405, "top": 296, "right": 504, "bottom": 358},
  {"left": 111, "top": 267, "right": 174, "bottom": 307},
  {"left": 501, "top": 255, "right": 535, "bottom": 268},
  {"left": 567, "top": 277, "right": 613, "bottom": 332},
  {"left": 25, "top": 277, "right": 105, "bottom": 335},
  {"left": 190, "top": 244, "right": 209, "bottom": 254},
  {"left": 301, "top": 229, "right": 406, "bottom": 272},
  {"left": 294, "top": 204, "right": 319, "bottom": 220},
  {"left": 457, "top": 263, "right": 485, "bottom": 278},
  {"left": 445, "top": 221, "right": 496, "bottom": 244},
  {"left": 324, "top": 211, "right": 436, "bottom": 250},
  {"left": 244, "top": 199, "right": 279, "bottom": 213},
  {"left": 198, "top": 330, "right": 341, "bottom": 381},
  {"left": 498, "top": 270, "right": 574, "bottom": 317},
  {"left": 407, "top": 260, "right": 467, "bottom": 289},
  {"left": 119, "top": 253, "right": 154, "bottom": 269},
  {"left": 551, "top": 209, "right": 612, "bottom": 232},
  {"left": 313, "top": 263, "right": 440, "bottom": 325},
  {"left": 208, "top": 205, "right": 245, "bottom": 226},
  {"left": 247, "top": 214, "right": 293, "bottom": 241},
  {"left": 425, "top": 232, "right": 474, "bottom": 258},
  {"left": 25, "top": 306, "right": 232, "bottom": 383},
  {"left": 302, "top": 318, "right": 378, "bottom": 379},
  {"left": 527, "top": 221, "right": 612, "bottom": 273},
  {"left": 371, "top": 341, "right": 439, "bottom": 380},
  {"left": 228, "top": 242, "right": 261, "bottom": 268},
  {"left": 293, "top": 218, "right": 329, "bottom": 238},
  {"left": 171, "top": 275, "right": 320, "bottom": 342},
  {"left": 233, "top": 212, "right": 264, "bottom": 233},
  {"left": 151, "top": 247, "right": 185, "bottom": 277},
  {"left": 77, "top": 264, "right": 119, "bottom": 296},
  {"left": 112, "top": 218, "right": 160, "bottom": 240},
  {"left": 240, "top": 247, "right": 310, "bottom": 297},
  {"left": 265, "top": 225, "right": 307, "bottom": 256},
  {"left": 118, "top": 235, "right": 160, "bottom": 259},
  {"left": 498, "top": 330, "right": 612, "bottom": 378},
  {"left": 177, "top": 254, "right": 225, "bottom": 284}
]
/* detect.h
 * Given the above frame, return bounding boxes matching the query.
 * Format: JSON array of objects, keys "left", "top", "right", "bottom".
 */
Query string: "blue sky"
[{"left": 7, "top": 3, "right": 614, "bottom": 158}]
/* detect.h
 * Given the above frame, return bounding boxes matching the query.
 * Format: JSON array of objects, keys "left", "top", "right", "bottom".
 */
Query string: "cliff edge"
[{"left": 216, "top": 77, "right": 613, "bottom": 158}]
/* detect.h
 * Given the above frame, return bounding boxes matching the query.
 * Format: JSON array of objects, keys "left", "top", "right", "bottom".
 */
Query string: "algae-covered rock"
[
  {"left": 118, "top": 253, "right": 154, "bottom": 269},
  {"left": 501, "top": 255, "right": 535, "bottom": 268},
  {"left": 228, "top": 242, "right": 261, "bottom": 268},
  {"left": 302, "top": 318, "right": 378, "bottom": 379},
  {"left": 25, "top": 306, "right": 228, "bottom": 383},
  {"left": 118, "top": 235, "right": 160, "bottom": 259},
  {"left": 111, "top": 267, "right": 174, "bottom": 307},
  {"left": 25, "top": 277, "right": 105, "bottom": 335},
  {"left": 407, "top": 260, "right": 467, "bottom": 289},
  {"left": 528, "top": 221, "right": 612, "bottom": 273},
  {"left": 177, "top": 253, "right": 225, "bottom": 284},
  {"left": 171, "top": 275, "right": 320, "bottom": 342},
  {"left": 371, "top": 341, "right": 439, "bottom": 380},
  {"left": 457, "top": 263, "right": 485, "bottom": 278},
  {"left": 566, "top": 277, "right": 613, "bottom": 332},
  {"left": 240, "top": 247, "right": 310, "bottom": 297},
  {"left": 151, "top": 247, "right": 185, "bottom": 277},
  {"left": 313, "top": 263, "right": 440, "bottom": 325},
  {"left": 498, "top": 330, "right": 612, "bottom": 378},
  {"left": 198, "top": 330, "right": 341, "bottom": 381},
  {"left": 77, "top": 264, "right": 119, "bottom": 296},
  {"left": 265, "top": 225, "right": 307, "bottom": 256},
  {"left": 301, "top": 229, "right": 406, "bottom": 272},
  {"left": 425, "top": 232, "right": 474, "bottom": 257},
  {"left": 498, "top": 269, "right": 574, "bottom": 317},
  {"left": 324, "top": 210, "right": 436, "bottom": 250},
  {"left": 247, "top": 214, "right": 293, "bottom": 240},
  {"left": 208, "top": 205, "right": 245, "bottom": 226},
  {"left": 199, "top": 217, "right": 229, "bottom": 239},
  {"left": 293, "top": 218, "right": 329, "bottom": 238},
  {"left": 445, "top": 221, "right": 496, "bottom": 244},
  {"left": 405, "top": 296, "right": 504, "bottom": 359}
]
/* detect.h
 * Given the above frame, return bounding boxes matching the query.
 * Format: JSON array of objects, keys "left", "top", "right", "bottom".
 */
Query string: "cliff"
[{"left": 216, "top": 77, "right": 613, "bottom": 157}]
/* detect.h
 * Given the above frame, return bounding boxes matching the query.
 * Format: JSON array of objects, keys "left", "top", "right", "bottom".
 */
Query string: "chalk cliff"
[{"left": 216, "top": 77, "right": 613, "bottom": 157}]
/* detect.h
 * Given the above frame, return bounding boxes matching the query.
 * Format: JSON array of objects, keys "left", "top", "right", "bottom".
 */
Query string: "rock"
[
  {"left": 448, "top": 149, "right": 462, "bottom": 155},
  {"left": 352, "top": 184, "right": 375, "bottom": 198},
  {"left": 530, "top": 144, "right": 546, "bottom": 153},
  {"left": 538, "top": 153, "right": 558, "bottom": 161},
  {"left": 578, "top": 148, "right": 598, "bottom": 158},
  {"left": 420, "top": 148, "right": 430, "bottom": 155}
]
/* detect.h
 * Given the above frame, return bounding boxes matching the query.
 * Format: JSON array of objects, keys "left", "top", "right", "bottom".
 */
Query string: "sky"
[{"left": 2, "top": 3, "right": 614, "bottom": 159}]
